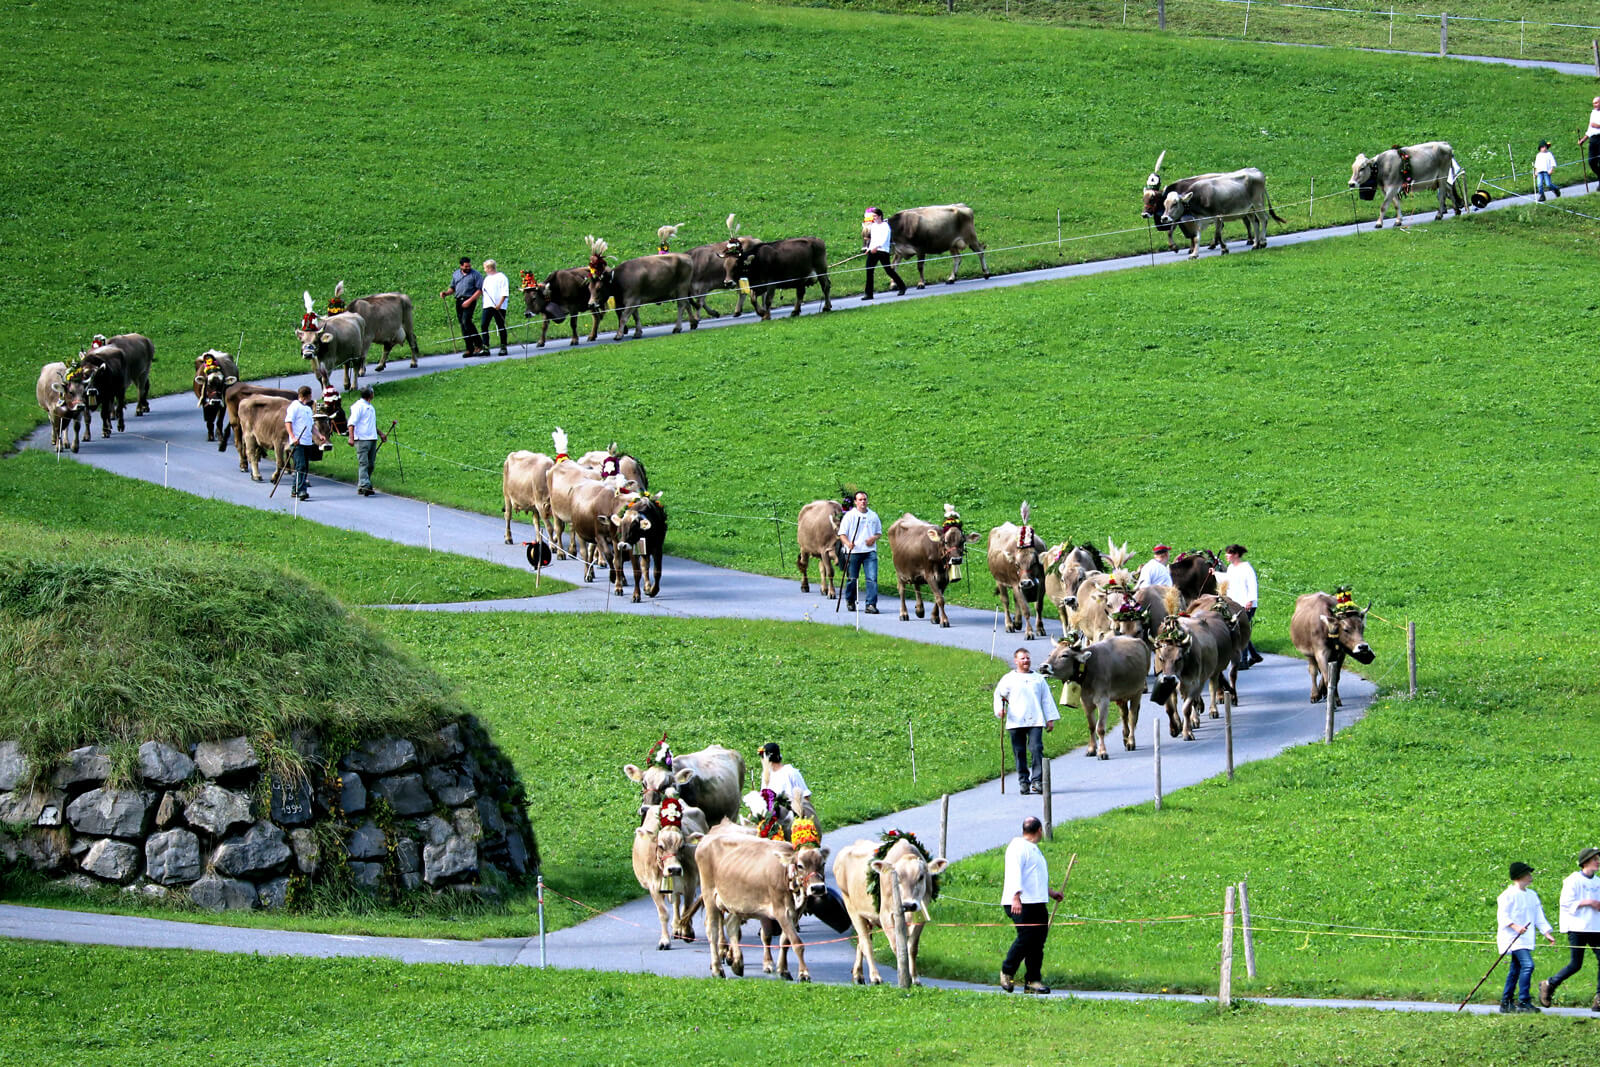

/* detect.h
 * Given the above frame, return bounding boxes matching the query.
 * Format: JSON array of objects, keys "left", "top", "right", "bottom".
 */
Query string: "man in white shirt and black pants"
[
  {"left": 347, "top": 386, "right": 386, "bottom": 497},
  {"left": 479, "top": 259, "right": 510, "bottom": 356},
  {"left": 994, "top": 648, "right": 1059, "bottom": 795},
  {"left": 1540, "top": 847, "right": 1600, "bottom": 1012},
  {"left": 1000, "top": 816, "right": 1063, "bottom": 994},
  {"left": 860, "top": 207, "right": 906, "bottom": 301},
  {"left": 283, "top": 385, "right": 316, "bottom": 502},
  {"left": 1223, "top": 544, "right": 1264, "bottom": 670}
]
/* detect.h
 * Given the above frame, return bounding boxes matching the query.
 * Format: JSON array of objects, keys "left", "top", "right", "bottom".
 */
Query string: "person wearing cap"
[
  {"left": 441, "top": 256, "right": 486, "bottom": 357},
  {"left": 860, "top": 207, "right": 906, "bottom": 301},
  {"left": 1533, "top": 140, "right": 1559, "bottom": 202},
  {"left": 994, "top": 647, "right": 1058, "bottom": 795},
  {"left": 283, "top": 385, "right": 316, "bottom": 502},
  {"left": 1540, "top": 848, "right": 1600, "bottom": 1012},
  {"left": 1222, "top": 544, "right": 1263, "bottom": 669},
  {"left": 347, "top": 385, "right": 386, "bottom": 497},
  {"left": 758, "top": 742, "right": 814, "bottom": 819},
  {"left": 1581, "top": 97, "right": 1600, "bottom": 184},
  {"left": 1137, "top": 545, "right": 1172, "bottom": 590},
  {"left": 1497, "top": 860, "right": 1556, "bottom": 1013},
  {"left": 1000, "top": 816, "right": 1063, "bottom": 994},
  {"left": 479, "top": 259, "right": 510, "bottom": 357}
]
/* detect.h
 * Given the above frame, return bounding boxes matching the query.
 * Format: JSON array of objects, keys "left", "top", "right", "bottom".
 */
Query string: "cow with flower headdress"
[
  {"left": 633, "top": 791, "right": 710, "bottom": 950},
  {"left": 1146, "top": 613, "right": 1218, "bottom": 741},
  {"left": 685, "top": 217, "right": 757, "bottom": 320},
  {"left": 1290, "top": 587, "right": 1374, "bottom": 707},
  {"left": 623, "top": 738, "right": 745, "bottom": 828},
  {"left": 37, "top": 360, "right": 88, "bottom": 454},
  {"left": 833, "top": 829, "right": 949, "bottom": 985},
  {"left": 886, "top": 507, "right": 982, "bottom": 628},
  {"left": 988, "top": 502, "right": 1050, "bottom": 640},
  {"left": 520, "top": 238, "right": 608, "bottom": 348},
  {"left": 295, "top": 291, "right": 367, "bottom": 391},
  {"left": 576, "top": 443, "right": 648, "bottom": 491},
  {"left": 192, "top": 349, "right": 239, "bottom": 442},
  {"left": 696, "top": 819, "right": 830, "bottom": 982}
]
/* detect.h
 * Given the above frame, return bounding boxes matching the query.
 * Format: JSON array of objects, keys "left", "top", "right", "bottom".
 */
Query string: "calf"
[
  {"left": 833, "top": 834, "right": 948, "bottom": 986},
  {"left": 988, "top": 503, "right": 1048, "bottom": 639},
  {"left": 502, "top": 450, "right": 556, "bottom": 546},
  {"left": 886, "top": 511, "right": 981, "bottom": 627},
  {"left": 609, "top": 491, "right": 667, "bottom": 602},
  {"left": 795, "top": 498, "right": 845, "bottom": 595},
  {"left": 696, "top": 828, "right": 828, "bottom": 981},
  {"left": 623, "top": 742, "right": 745, "bottom": 827},
  {"left": 222, "top": 383, "right": 298, "bottom": 469},
  {"left": 1148, "top": 615, "right": 1219, "bottom": 741},
  {"left": 633, "top": 800, "right": 709, "bottom": 950},
  {"left": 719, "top": 237, "right": 832, "bottom": 320},
  {"left": 522, "top": 268, "right": 602, "bottom": 347},
  {"left": 589, "top": 252, "right": 699, "bottom": 340},
  {"left": 193, "top": 350, "right": 239, "bottom": 443},
  {"left": 1290, "top": 589, "right": 1374, "bottom": 706},
  {"left": 36, "top": 362, "right": 86, "bottom": 453},
  {"left": 1043, "top": 634, "right": 1150, "bottom": 759}
]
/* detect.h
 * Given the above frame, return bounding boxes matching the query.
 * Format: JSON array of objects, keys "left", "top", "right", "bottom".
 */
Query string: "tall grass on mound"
[
  {"left": 0, "top": 543, "right": 466, "bottom": 770},
  {"left": 0, "top": 0, "right": 1584, "bottom": 444}
]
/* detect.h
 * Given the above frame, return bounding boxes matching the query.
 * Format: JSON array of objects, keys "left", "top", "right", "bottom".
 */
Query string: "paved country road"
[{"left": 13, "top": 171, "right": 1582, "bottom": 1010}]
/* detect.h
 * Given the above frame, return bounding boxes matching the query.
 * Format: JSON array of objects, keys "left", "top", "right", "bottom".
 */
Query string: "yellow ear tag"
[
  {"left": 606, "top": 297, "right": 616, "bottom": 310},
  {"left": 738, "top": 279, "right": 752, "bottom": 295}
]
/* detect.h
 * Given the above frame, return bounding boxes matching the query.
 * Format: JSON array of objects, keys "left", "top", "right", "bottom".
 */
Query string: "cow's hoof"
[
  {"left": 657, "top": 941, "right": 670, "bottom": 951},
  {"left": 410, "top": 359, "right": 419, "bottom": 367},
  {"left": 71, "top": 444, "right": 79, "bottom": 454},
  {"left": 250, "top": 475, "right": 262, "bottom": 482},
  {"left": 1098, "top": 751, "right": 1109, "bottom": 761},
  {"left": 584, "top": 574, "right": 594, "bottom": 583},
  {"left": 914, "top": 604, "right": 925, "bottom": 618},
  {"left": 796, "top": 972, "right": 809, "bottom": 983},
  {"left": 800, "top": 582, "right": 810, "bottom": 593},
  {"left": 1126, "top": 741, "right": 1136, "bottom": 751},
  {"left": 1083, "top": 748, "right": 1096, "bottom": 758},
  {"left": 376, "top": 362, "right": 387, "bottom": 372},
  {"left": 1309, "top": 694, "right": 1320, "bottom": 704},
  {"left": 647, "top": 586, "right": 660, "bottom": 598},
  {"left": 899, "top": 612, "right": 909, "bottom": 622},
  {"left": 939, "top": 619, "right": 950, "bottom": 629},
  {"left": 761, "top": 962, "right": 773, "bottom": 975},
  {"left": 731, "top": 962, "right": 744, "bottom": 977},
  {"left": 632, "top": 593, "right": 641, "bottom": 604}
]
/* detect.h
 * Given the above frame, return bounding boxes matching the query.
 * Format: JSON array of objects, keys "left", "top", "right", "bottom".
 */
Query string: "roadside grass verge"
[
  {"left": 2, "top": 0, "right": 1587, "bottom": 445},
  {"left": 5, "top": 612, "right": 1030, "bottom": 939},
  {"left": 2, "top": 941, "right": 1594, "bottom": 1066},
  {"left": 753, "top": 0, "right": 1600, "bottom": 64},
  {"left": 0, "top": 452, "right": 560, "bottom": 605}
]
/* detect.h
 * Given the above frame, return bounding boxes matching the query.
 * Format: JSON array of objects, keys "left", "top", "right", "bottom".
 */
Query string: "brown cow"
[
  {"left": 1170, "top": 549, "right": 1221, "bottom": 607},
  {"left": 623, "top": 743, "right": 745, "bottom": 828},
  {"left": 296, "top": 293, "right": 367, "bottom": 390},
  {"left": 795, "top": 498, "right": 845, "bottom": 595},
  {"left": 1187, "top": 607, "right": 1239, "bottom": 721},
  {"left": 1147, "top": 614, "right": 1219, "bottom": 741},
  {"left": 521, "top": 267, "right": 603, "bottom": 348},
  {"left": 192, "top": 350, "right": 239, "bottom": 442},
  {"left": 328, "top": 281, "right": 421, "bottom": 371},
  {"left": 719, "top": 236, "right": 832, "bottom": 320},
  {"left": 880, "top": 204, "right": 990, "bottom": 287},
  {"left": 37, "top": 362, "right": 87, "bottom": 454},
  {"left": 237, "top": 395, "right": 329, "bottom": 483},
  {"left": 988, "top": 503, "right": 1048, "bottom": 640},
  {"left": 633, "top": 801, "right": 710, "bottom": 950},
  {"left": 95, "top": 333, "right": 155, "bottom": 416},
  {"left": 588, "top": 251, "right": 699, "bottom": 340},
  {"left": 568, "top": 479, "right": 624, "bottom": 583},
  {"left": 682, "top": 220, "right": 755, "bottom": 318},
  {"left": 1104, "top": 580, "right": 1179, "bottom": 643},
  {"left": 222, "top": 383, "right": 297, "bottom": 469},
  {"left": 696, "top": 828, "right": 829, "bottom": 981},
  {"left": 502, "top": 450, "right": 555, "bottom": 546},
  {"left": 1192, "top": 593, "right": 1252, "bottom": 701},
  {"left": 608, "top": 491, "right": 667, "bottom": 603},
  {"left": 1042, "top": 542, "right": 1104, "bottom": 634},
  {"left": 1043, "top": 633, "right": 1150, "bottom": 759},
  {"left": 833, "top": 835, "right": 949, "bottom": 986},
  {"left": 886, "top": 511, "right": 981, "bottom": 628},
  {"left": 547, "top": 458, "right": 602, "bottom": 556},
  {"left": 576, "top": 446, "right": 648, "bottom": 491},
  {"left": 1290, "top": 589, "right": 1374, "bottom": 706}
]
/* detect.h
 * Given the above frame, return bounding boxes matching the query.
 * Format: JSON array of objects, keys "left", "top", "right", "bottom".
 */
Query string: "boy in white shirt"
[
  {"left": 1533, "top": 140, "right": 1559, "bottom": 201},
  {"left": 1539, "top": 847, "right": 1600, "bottom": 1011},
  {"left": 1497, "top": 860, "right": 1557, "bottom": 1013}
]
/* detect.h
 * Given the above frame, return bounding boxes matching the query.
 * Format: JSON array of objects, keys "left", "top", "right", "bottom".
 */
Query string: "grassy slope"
[
  {"left": 0, "top": 452, "right": 560, "bottom": 604},
  {"left": 0, "top": 0, "right": 1585, "bottom": 446},
  {"left": 3, "top": 942, "right": 1595, "bottom": 1067}
]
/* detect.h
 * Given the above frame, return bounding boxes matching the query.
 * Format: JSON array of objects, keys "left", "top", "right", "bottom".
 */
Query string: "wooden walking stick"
[
  {"left": 1048, "top": 853, "right": 1078, "bottom": 928},
  {"left": 1457, "top": 937, "right": 1518, "bottom": 1011},
  {"left": 999, "top": 698, "right": 1007, "bottom": 794}
]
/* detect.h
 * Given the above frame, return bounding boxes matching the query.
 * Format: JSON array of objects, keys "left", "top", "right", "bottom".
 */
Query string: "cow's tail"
[{"left": 1266, "top": 191, "right": 1285, "bottom": 224}]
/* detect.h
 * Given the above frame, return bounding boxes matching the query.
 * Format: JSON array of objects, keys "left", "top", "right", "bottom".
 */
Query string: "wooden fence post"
[
  {"left": 1158, "top": 0, "right": 1166, "bottom": 30},
  {"left": 1224, "top": 687, "right": 1235, "bottom": 781},
  {"left": 891, "top": 877, "right": 913, "bottom": 989},
  {"left": 1219, "top": 884, "right": 1236, "bottom": 1008},
  {"left": 1238, "top": 878, "right": 1257, "bottom": 978},
  {"left": 1407, "top": 621, "right": 1418, "bottom": 696},
  {"left": 1440, "top": 12, "right": 1447, "bottom": 57},
  {"left": 1325, "top": 674, "right": 1336, "bottom": 743},
  {"left": 1152, "top": 697, "right": 1163, "bottom": 811},
  {"left": 1593, "top": 39, "right": 1599, "bottom": 77},
  {"left": 1042, "top": 758, "right": 1053, "bottom": 839},
  {"left": 939, "top": 793, "right": 949, "bottom": 860}
]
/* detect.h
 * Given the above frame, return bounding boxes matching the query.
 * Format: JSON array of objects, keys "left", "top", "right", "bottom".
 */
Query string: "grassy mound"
[{"left": 0, "top": 539, "right": 466, "bottom": 770}]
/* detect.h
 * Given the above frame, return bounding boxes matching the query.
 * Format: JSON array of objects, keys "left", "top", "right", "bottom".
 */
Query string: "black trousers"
[
  {"left": 1589, "top": 137, "right": 1600, "bottom": 183},
  {"left": 1002, "top": 902, "right": 1049, "bottom": 982},
  {"left": 480, "top": 305, "right": 508, "bottom": 351},
  {"left": 457, "top": 302, "right": 484, "bottom": 352},
  {"left": 1547, "top": 930, "right": 1600, "bottom": 994},
  {"left": 863, "top": 250, "right": 904, "bottom": 297}
]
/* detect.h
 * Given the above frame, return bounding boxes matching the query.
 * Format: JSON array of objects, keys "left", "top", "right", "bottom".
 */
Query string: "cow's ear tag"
[{"left": 320, "top": 332, "right": 332, "bottom": 343}]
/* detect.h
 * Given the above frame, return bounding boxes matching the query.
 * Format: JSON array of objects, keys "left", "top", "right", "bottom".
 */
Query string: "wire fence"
[{"left": 913, "top": 0, "right": 1600, "bottom": 65}]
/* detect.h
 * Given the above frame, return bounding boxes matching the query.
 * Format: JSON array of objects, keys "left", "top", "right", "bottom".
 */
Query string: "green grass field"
[
  {"left": 0, "top": 0, "right": 1587, "bottom": 448},
  {"left": 3, "top": 941, "right": 1594, "bottom": 1066}
]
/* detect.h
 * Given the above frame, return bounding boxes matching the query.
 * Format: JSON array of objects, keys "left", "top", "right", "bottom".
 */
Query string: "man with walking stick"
[
  {"left": 347, "top": 386, "right": 386, "bottom": 497},
  {"left": 999, "top": 816, "right": 1063, "bottom": 994},
  {"left": 441, "top": 256, "right": 486, "bottom": 357},
  {"left": 994, "top": 648, "right": 1057, "bottom": 795}
]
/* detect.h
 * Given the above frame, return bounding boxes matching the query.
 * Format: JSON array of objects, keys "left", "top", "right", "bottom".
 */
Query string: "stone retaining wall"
[{"left": 0, "top": 717, "right": 535, "bottom": 911}]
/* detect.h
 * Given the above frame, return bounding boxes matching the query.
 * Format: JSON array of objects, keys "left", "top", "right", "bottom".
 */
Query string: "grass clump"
[{"left": 0, "top": 538, "right": 467, "bottom": 770}]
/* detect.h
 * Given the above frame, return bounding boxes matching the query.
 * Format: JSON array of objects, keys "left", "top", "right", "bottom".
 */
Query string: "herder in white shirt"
[
  {"left": 1222, "top": 544, "right": 1264, "bottom": 670},
  {"left": 1136, "top": 544, "right": 1172, "bottom": 589},
  {"left": 479, "top": 258, "right": 511, "bottom": 356},
  {"left": 758, "top": 741, "right": 815, "bottom": 820},
  {"left": 999, "top": 816, "right": 1063, "bottom": 994},
  {"left": 1580, "top": 96, "right": 1600, "bottom": 193},
  {"left": 1539, "top": 847, "right": 1600, "bottom": 1012},
  {"left": 1496, "top": 860, "right": 1556, "bottom": 1013},
  {"left": 993, "top": 648, "right": 1059, "bottom": 795}
]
